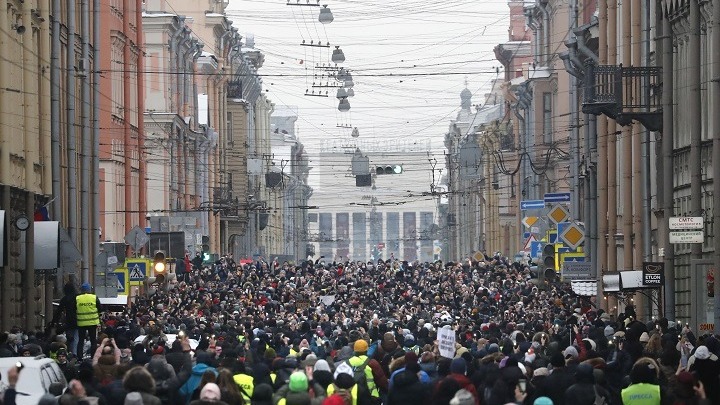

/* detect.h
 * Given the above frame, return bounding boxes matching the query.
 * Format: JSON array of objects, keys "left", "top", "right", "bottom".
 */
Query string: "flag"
[{"left": 34, "top": 206, "right": 50, "bottom": 221}]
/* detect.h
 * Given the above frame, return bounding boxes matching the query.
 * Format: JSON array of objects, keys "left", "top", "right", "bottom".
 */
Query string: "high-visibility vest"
[
  {"left": 326, "top": 384, "right": 359, "bottom": 405},
  {"left": 348, "top": 355, "right": 378, "bottom": 398},
  {"left": 621, "top": 383, "right": 661, "bottom": 405},
  {"left": 233, "top": 373, "right": 254, "bottom": 402},
  {"left": 76, "top": 294, "right": 100, "bottom": 327}
]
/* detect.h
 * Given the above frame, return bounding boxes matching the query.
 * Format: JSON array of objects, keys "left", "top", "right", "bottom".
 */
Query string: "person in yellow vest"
[
  {"left": 344, "top": 340, "right": 386, "bottom": 403},
  {"left": 621, "top": 358, "right": 668, "bottom": 405},
  {"left": 326, "top": 362, "right": 373, "bottom": 405},
  {"left": 232, "top": 361, "right": 254, "bottom": 403},
  {"left": 75, "top": 282, "right": 102, "bottom": 359}
]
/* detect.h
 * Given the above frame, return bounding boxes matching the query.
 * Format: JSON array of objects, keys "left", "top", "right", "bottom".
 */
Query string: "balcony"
[
  {"left": 582, "top": 63, "right": 662, "bottom": 132},
  {"left": 227, "top": 80, "right": 243, "bottom": 99}
]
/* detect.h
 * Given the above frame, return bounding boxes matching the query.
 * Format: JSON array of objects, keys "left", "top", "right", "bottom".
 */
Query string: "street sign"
[
  {"left": 548, "top": 204, "right": 570, "bottom": 225},
  {"left": 472, "top": 251, "right": 485, "bottom": 262},
  {"left": 669, "top": 231, "right": 704, "bottom": 243},
  {"left": 126, "top": 259, "right": 148, "bottom": 281},
  {"left": 562, "top": 262, "right": 593, "bottom": 281},
  {"left": 530, "top": 241, "right": 543, "bottom": 258},
  {"left": 544, "top": 192, "right": 571, "bottom": 203},
  {"left": 669, "top": 217, "right": 704, "bottom": 230},
  {"left": 124, "top": 226, "right": 149, "bottom": 252},
  {"left": 522, "top": 216, "right": 539, "bottom": 228},
  {"left": 115, "top": 268, "right": 128, "bottom": 293},
  {"left": 378, "top": 242, "right": 385, "bottom": 250},
  {"left": 642, "top": 262, "right": 664, "bottom": 286},
  {"left": 520, "top": 200, "right": 545, "bottom": 210},
  {"left": 561, "top": 252, "right": 586, "bottom": 263},
  {"left": 523, "top": 235, "right": 537, "bottom": 252},
  {"left": 548, "top": 230, "right": 558, "bottom": 244},
  {"left": 560, "top": 222, "right": 585, "bottom": 250}
]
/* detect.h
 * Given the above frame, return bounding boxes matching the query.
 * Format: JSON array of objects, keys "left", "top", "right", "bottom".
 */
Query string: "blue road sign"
[
  {"left": 544, "top": 192, "right": 571, "bottom": 203},
  {"left": 530, "top": 241, "right": 543, "bottom": 258},
  {"left": 524, "top": 232, "right": 531, "bottom": 240},
  {"left": 558, "top": 247, "right": 573, "bottom": 253},
  {"left": 520, "top": 200, "right": 545, "bottom": 210},
  {"left": 115, "top": 269, "right": 127, "bottom": 293},
  {"left": 549, "top": 231, "right": 558, "bottom": 244},
  {"left": 128, "top": 261, "right": 147, "bottom": 281},
  {"left": 558, "top": 222, "right": 571, "bottom": 238}
]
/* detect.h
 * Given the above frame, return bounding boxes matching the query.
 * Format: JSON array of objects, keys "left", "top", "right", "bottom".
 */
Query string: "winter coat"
[
  {"left": 543, "top": 367, "right": 576, "bottom": 405},
  {"left": 146, "top": 356, "right": 180, "bottom": 405},
  {"left": 387, "top": 370, "right": 431, "bottom": 405},
  {"left": 179, "top": 363, "right": 218, "bottom": 404}
]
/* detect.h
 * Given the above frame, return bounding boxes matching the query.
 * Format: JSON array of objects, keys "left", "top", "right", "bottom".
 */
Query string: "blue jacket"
[{"left": 178, "top": 363, "right": 217, "bottom": 404}]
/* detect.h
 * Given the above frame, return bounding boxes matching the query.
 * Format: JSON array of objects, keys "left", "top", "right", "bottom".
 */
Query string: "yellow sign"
[
  {"left": 560, "top": 223, "right": 585, "bottom": 249},
  {"left": 548, "top": 204, "right": 570, "bottom": 224},
  {"left": 522, "top": 216, "right": 538, "bottom": 228},
  {"left": 472, "top": 251, "right": 485, "bottom": 262}
]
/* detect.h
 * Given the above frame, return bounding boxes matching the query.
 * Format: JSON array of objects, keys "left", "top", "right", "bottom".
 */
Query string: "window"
[
  {"left": 111, "top": 35, "right": 125, "bottom": 117},
  {"left": 542, "top": 92, "right": 552, "bottom": 144},
  {"left": 227, "top": 111, "right": 233, "bottom": 144}
]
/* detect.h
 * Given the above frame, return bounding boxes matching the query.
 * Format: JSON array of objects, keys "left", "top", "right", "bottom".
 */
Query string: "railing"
[
  {"left": 583, "top": 63, "right": 662, "bottom": 132},
  {"left": 227, "top": 80, "right": 242, "bottom": 99}
]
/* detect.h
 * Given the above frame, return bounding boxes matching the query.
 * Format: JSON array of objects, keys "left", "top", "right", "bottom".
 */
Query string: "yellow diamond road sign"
[
  {"left": 522, "top": 216, "right": 538, "bottom": 228},
  {"left": 560, "top": 223, "right": 585, "bottom": 250},
  {"left": 548, "top": 204, "right": 570, "bottom": 224}
]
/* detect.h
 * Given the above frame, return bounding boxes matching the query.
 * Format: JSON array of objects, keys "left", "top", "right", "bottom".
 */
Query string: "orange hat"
[{"left": 353, "top": 339, "right": 368, "bottom": 353}]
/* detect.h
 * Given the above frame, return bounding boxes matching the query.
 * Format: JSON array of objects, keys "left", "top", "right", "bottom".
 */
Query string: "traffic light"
[
  {"left": 541, "top": 243, "right": 556, "bottom": 282},
  {"left": 153, "top": 251, "right": 166, "bottom": 283},
  {"left": 375, "top": 165, "right": 403, "bottom": 175}
]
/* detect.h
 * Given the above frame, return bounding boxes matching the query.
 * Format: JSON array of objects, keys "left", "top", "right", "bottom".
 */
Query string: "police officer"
[{"left": 75, "top": 282, "right": 101, "bottom": 359}]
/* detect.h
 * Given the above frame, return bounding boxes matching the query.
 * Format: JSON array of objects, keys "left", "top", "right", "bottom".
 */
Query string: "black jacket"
[
  {"left": 564, "top": 382, "right": 611, "bottom": 405},
  {"left": 387, "top": 370, "right": 430, "bottom": 405},
  {"left": 543, "top": 367, "right": 576, "bottom": 405}
]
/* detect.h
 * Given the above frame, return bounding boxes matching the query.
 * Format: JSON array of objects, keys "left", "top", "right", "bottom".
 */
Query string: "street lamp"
[{"left": 318, "top": 5, "right": 334, "bottom": 24}]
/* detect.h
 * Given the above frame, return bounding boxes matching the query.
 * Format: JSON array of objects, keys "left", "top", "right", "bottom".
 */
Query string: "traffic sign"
[
  {"left": 669, "top": 217, "right": 704, "bottom": 230},
  {"left": 562, "top": 262, "right": 593, "bottom": 281},
  {"left": 669, "top": 231, "right": 703, "bottom": 243},
  {"left": 544, "top": 192, "right": 571, "bottom": 203},
  {"left": 124, "top": 226, "right": 149, "bottom": 252},
  {"left": 522, "top": 216, "right": 539, "bottom": 228},
  {"left": 115, "top": 268, "right": 128, "bottom": 293},
  {"left": 523, "top": 235, "right": 537, "bottom": 251},
  {"left": 520, "top": 200, "right": 545, "bottom": 210},
  {"left": 126, "top": 259, "right": 148, "bottom": 281},
  {"left": 560, "top": 222, "right": 585, "bottom": 250},
  {"left": 548, "top": 204, "right": 570, "bottom": 224},
  {"left": 378, "top": 242, "right": 385, "bottom": 250},
  {"left": 530, "top": 241, "right": 543, "bottom": 258}
]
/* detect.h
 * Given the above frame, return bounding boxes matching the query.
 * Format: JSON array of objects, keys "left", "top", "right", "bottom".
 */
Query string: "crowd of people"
[{"left": 1, "top": 253, "right": 719, "bottom": 405}]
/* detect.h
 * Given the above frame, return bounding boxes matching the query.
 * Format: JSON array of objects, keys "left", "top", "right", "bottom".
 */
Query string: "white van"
[{"left": 0, "top": 357, "right": 67, "bottom": 405}]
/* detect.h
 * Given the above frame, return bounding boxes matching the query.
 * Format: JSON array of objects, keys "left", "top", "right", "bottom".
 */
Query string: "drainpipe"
[
  {"left": 169, "top": 18, "right": 184, "bottom": 112},
  {"left": 560, "top": 52, "right": 582, "bottom": 78},
  {"left": 641, "top": 0, "right": 652, "bottom": 315},
  {"left": 712, "top": 0, "right": 720, "bottom": 335},
  {"left": 607, "top": 0, "right": 618, "bottom": 314},
  {"left": 537, "top": 0, "right": 550, "bottom": 65},
  {"left": 688, "top": 0, "right": 702, "bottom": 329},
  {"left": 567, "top": 0, "right": 581, "bottom": 216},
  {"left": 21, "top": 1, "right": 37, "bottom": 331},
  {"left": 597, "top": 0, "right": 608, "bottom": 308},
  {"left": 51, "top": 0, "right": 62, "bottom": 220},
  {"left": 660, "top": 8, "right": 675, "bottom": 321},
  {"left": 66, "top": 0, "right": 79, "bottom": 259},
  {"left": 136, "top": 0, "right": 146, "bottom": 232},
  {"left": 525, "top": 6, "right": 540, "bottom": 63},
  {"left": 514, "top": 106, "right": 526, "bottom": 243},
  {"left": 80, "top": 0, "right": 91, "bottom": 281},
  {"left": 573, "top": 27, "right": 599, "bottom": 64}
]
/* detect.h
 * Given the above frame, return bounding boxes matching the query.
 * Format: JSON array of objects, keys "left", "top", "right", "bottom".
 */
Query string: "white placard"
[
  {"left": 669, "top": 231, "right": 704, "bottom": 243},
  {"left": 669, "top": 217, "right": 704, "bottom": 230},
  {"left": 437, "top": 326, "right": 456, "bottom": 359}
]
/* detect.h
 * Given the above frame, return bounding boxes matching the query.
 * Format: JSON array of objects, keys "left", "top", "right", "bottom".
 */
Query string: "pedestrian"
[
  {"left": 76, "top": 282, "right": 102, "bottom": 359},
  {"left": 51, "top": 282, "right": 79, "bottom": 357}
]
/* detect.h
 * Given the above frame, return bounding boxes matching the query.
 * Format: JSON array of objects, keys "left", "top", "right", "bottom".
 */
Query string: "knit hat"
[
  {"left": 124, "top": 392, "right": 143, "bottom": 405},
  {"left": 449, "top": 389, "right": 475, "bottom": 405},
  {"left": 534, "top": 397, "right": 554, "bottom": 405},
  {"left": 563, "top": 346, "right": 579, "bottom": 359},
  {"left": 405, "top": 351, "right": 419, "bottom": 365},
  {"left": 450, "top": 357, "right": 466, "bottom": 375},
  {"left": 694, "top": 345, "right": 711, "bottom": 360},
  {"left": 603, "top": 325, "right": 615, "bottom": 337},
  {"left": 323, "top": 395, "right": 348, "bottom": 405},
  {"left": 302, "top": 353, "right": 318, "bottom": 368},
  {"left": 353, "top": 339, "right": 368, "bottom": 353},
  {"left": 289, "top": 371, "right": 309, "bottom": 392},
  {"left": 334, "top": 361, "right": 353, "bottom": 380},
  {"left": 265, "top": 347, "right": 277, "bottom": 360},
  {"left": 80, "top": 282, "right": 92, "bottom": 292},
  {"left": 200, "top": 383, "right": 222, "bottom": 401},
  {"left": 314, "top": 359, "right": 331, "bottom": 372},
  {"left": 38, "top": 394, "right": 58, "bottom": 405},
  {"left": 533, "top": 367, "right": 549, "bottom": 377},
  {"left": 639, "top": 332, "right": 650, "bottom": 343}
]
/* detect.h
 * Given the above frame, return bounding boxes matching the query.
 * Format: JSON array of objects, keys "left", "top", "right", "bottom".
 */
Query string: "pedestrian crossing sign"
[
  {"left": 125, "top": 259, "right": 148, "bottom": 281},
  {"left": 115, "top": 268, "right": 128, "bottom": 293}
]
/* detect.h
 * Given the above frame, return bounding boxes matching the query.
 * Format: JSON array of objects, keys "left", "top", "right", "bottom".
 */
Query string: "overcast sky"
[{"left": 225, "top": 0, "right": 510, "bottom": 154}]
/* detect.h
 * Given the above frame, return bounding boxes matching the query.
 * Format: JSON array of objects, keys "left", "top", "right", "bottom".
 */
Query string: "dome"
[{"left": 460, "top": 87, "right": 472, "bottom": 110}]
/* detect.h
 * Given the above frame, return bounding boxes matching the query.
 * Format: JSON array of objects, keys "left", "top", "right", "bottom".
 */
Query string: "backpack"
[{"left": 346, "top": 356, "right": 372, "bottom": 388}]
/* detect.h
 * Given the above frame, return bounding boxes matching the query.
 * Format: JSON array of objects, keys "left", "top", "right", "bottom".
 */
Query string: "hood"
[
  {"left": 63, "top": 282, "right": 77, "bottom": 296},
  {"left": 147, "top": 357, "right": 172, "bottom": 379},
  {"left": 192, "top": 363, "right": 216, "bottom": 376},
  {"left": 394, "top": 369, "right": 419, "bottom": 388}
]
